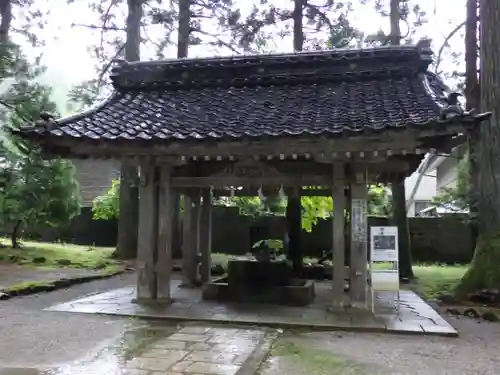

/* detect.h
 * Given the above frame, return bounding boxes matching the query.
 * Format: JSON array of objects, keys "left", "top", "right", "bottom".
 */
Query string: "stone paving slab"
[
  {"left": 124, "top": 325, "right": 266, "bottom": 375},
  {"left": 47, "top": 324, "right": 269, "bottom": 375},
  {"left": 45, "top": 281, "right": 458, "bottom": 337}
]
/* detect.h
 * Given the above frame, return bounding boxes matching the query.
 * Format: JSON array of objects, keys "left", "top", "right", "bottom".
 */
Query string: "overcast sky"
[{"left": 21, "top": 0, "right": 465, "bottom": 112}]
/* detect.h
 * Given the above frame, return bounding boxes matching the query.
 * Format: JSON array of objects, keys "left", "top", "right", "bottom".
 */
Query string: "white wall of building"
[
  {"left": 405, "top": 170, "right": 437, "bottom": 217},
  {"left": 436, "top": 157, "right": 459, "bottom": 191}
]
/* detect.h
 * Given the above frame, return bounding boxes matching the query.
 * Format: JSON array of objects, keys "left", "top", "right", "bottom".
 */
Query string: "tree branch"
[
  {"left": 193, "top": 28, "right": 241, "bottom": 54},
  {"left": 0, "top": 99, "right": 33, "bottom": 123},
  {"left": 98, "top": 0, "right": 120, "bottom": 61},
  {"left": 435, "top": 21, "right": 466, "bottom": 74},
  {"left": 95, "top": 43, "right": 126, "bottom": 92},
  {"left": 71, "top": 23, "right": 125, "bottom": 31}
]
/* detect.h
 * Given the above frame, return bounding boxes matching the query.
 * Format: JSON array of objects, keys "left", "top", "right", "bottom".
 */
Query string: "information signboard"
[{"left": 370, "top": 226, "right": 400, "bottom": 313}]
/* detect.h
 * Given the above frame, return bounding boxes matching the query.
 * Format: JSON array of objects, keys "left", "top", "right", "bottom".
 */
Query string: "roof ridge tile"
[{"left": 110, "top": 41, "right": 433, "bottom": 91}]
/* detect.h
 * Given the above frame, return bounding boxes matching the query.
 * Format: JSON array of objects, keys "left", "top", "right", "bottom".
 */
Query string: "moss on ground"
[
  {"left": 3, "top": 280, "right": 56, "bottom": 293},
  {"left": 270, "top": 339, "right": 370, "bottom": 375},
  {"left": 0, "top": 239, "right": 120, "bottom": 270},
  {"left": 3, "top": 266, "right": 123, "bottom": 295}
]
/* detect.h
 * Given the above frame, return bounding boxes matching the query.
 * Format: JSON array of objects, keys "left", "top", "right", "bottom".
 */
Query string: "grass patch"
[
  {"left": 3, "top": 280, "right": 56, "bottom": 293},
  {"left": 271, "top": 339, "right": 371, "bottom": 375},
  {"left": 3, "top": 266, "right": 124, "bottom": 295},
  {"left": 212, "top": 253, "right": 235, "bottom": 268},
  {"left": 0, "top": 239, "right": 119, "bottom": 270},
  {"left": 411, "top": 264, "right": 467, "bottom": 300}
]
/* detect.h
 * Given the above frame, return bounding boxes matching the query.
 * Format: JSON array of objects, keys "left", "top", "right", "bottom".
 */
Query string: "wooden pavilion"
[{"left": 15, "top": 40, "right": 489, "bottom": 309}]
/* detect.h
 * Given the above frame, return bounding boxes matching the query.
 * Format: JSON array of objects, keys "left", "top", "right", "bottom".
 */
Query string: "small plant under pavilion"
[{"left": 14, "top": 39, "right": 490, "bottom": 309}]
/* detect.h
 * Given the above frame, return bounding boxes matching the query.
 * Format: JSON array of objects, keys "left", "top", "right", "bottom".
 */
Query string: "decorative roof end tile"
[{"left": 35, "top": 112, "right": 58, "bottom": 131}]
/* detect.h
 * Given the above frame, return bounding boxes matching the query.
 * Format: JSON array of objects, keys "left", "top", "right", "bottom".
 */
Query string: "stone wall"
[
  {"left": 26, "top": 207, "right": 118, "bottom": 247},
  {"left": 28, "top": 207, "right": 474, "bottom": 264},
  {"left": 407, "top": 216, "right": 474, "bottom": 263}
]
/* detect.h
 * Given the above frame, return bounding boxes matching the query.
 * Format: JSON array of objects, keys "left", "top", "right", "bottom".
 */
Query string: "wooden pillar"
[
  {"left": 135, "top": 164, "right": 159, "bottom": 301},
  {"left": 156, "top": 165, "right": 173, "bottom": 302},
  {"left": 171, "top": 192, "right": 182, "bottom": 259},
  {"left": 182, "top": 193, "right": 199, "bottom": 287},
  {"left": 286, "top": 187, "right": 302, "bottom": 276},
  {"left": 199, "top": 188, "right": 213, "bottom": 284},
  {"left": 193, "top": 192, "right": 201, "bottom": 280},
  {"left": 332, "top": 162, "right": 346, "bottom": 307},
  {"left": 349, "top": 172, "right": 368, "bottom": 308}
]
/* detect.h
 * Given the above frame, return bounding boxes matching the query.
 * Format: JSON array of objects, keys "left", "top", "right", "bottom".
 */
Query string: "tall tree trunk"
[
  {"left": 173, "top": 0, "right": 191, "bottom": 259},
  {"left": 0, "top": 0, "right": 12, "bottom": 43},
  {"left": 388, "top": 0, "right": 401, "bottom": 45},
  {"left": 115, "top": 0, "right": 142, "bottom": 259},
  {"left": 10, "top": 220, "right": 21, "bottom": 248},
  {"left": 293, "top": 0, "right": 304, "bottom": 51},
  {"left": 177, "top": 0, "right": 190, "bottom": 58},
  {"left": 287, "top": 0, "right": 305, "bottom": 275},
  {"left": 457, "top": 0, "right": 500, "bottom": 296},
  {"left": 465, "top": 0, "right": 480, "bottom": 246},
  {"left": 388, "top": 0, "right": 414, "bottom": 280}
]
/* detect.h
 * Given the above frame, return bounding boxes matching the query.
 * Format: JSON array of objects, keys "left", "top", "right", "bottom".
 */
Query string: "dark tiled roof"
[{"left": 18, "top": 41, "right": 476, "bottom": 143}]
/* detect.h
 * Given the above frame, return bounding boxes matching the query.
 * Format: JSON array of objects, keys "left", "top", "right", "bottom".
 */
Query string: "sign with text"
[{"left": 370, "top": 226, "right": 398, "bottom": 262}]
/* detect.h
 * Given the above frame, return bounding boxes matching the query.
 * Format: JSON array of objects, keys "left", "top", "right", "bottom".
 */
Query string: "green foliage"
[
  {"left": 224, "top": 196, "right": 260, "bottom": 216},
  {"left": 93, "top": 180, "right": 391, "bottom": 233},
  {"left": 92, "top": 179, "right": 120, "bottom": 220},
  {"left": 0, "top": 41, "right": 81, "bottom": 247},
  {"left": 0, "top": 150, "right": 81, "bottom": 246},
  {"left": 368, "top": 183, "right": 392, "bottom": 216},
  {"left": 252, "top": 239, "right": 284, "bottom": 250},
  {"left": 301, "top": 195, "right": 333, "bottom": 232},
  {"left": 432, "top": 153, "right": 470, "bottom": 213},
  {"left": 251, "top": 238, "right": 285, "bottom": 260}
]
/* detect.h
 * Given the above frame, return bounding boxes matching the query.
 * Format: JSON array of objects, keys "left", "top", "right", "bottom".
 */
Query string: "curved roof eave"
[{"left": 54, "top": 93, "right": 119, "bottom": 126}]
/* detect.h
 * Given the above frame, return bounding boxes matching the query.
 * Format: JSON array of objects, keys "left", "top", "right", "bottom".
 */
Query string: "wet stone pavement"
[
  {"left": 124, "top": 326, "right": 263, "bottom": 375},
  {"left": 46, "top": 280, "right": 457, "bottom": 336},
  {"left": 25, "top": 324, "right": 269, "bottom": 375},
  {"left": 1, "top": 274, "right": 498, "bottom": 375}
]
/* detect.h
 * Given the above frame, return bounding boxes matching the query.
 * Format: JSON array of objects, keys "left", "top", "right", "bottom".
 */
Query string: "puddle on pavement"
[
  {"left": 0, "top": 322, "right": 179, "bottom": 375},
  {"left": 0, "top": 323, "right": 264, "bottom": 375}
]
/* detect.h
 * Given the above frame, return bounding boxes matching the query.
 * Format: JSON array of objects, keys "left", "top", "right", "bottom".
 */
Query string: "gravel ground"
[
  {"left": 261, "top": 316, "right": 500, "bottom": 375},
  {"left": 0, "top": 272, "right": 137, "bottom": 369}
]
